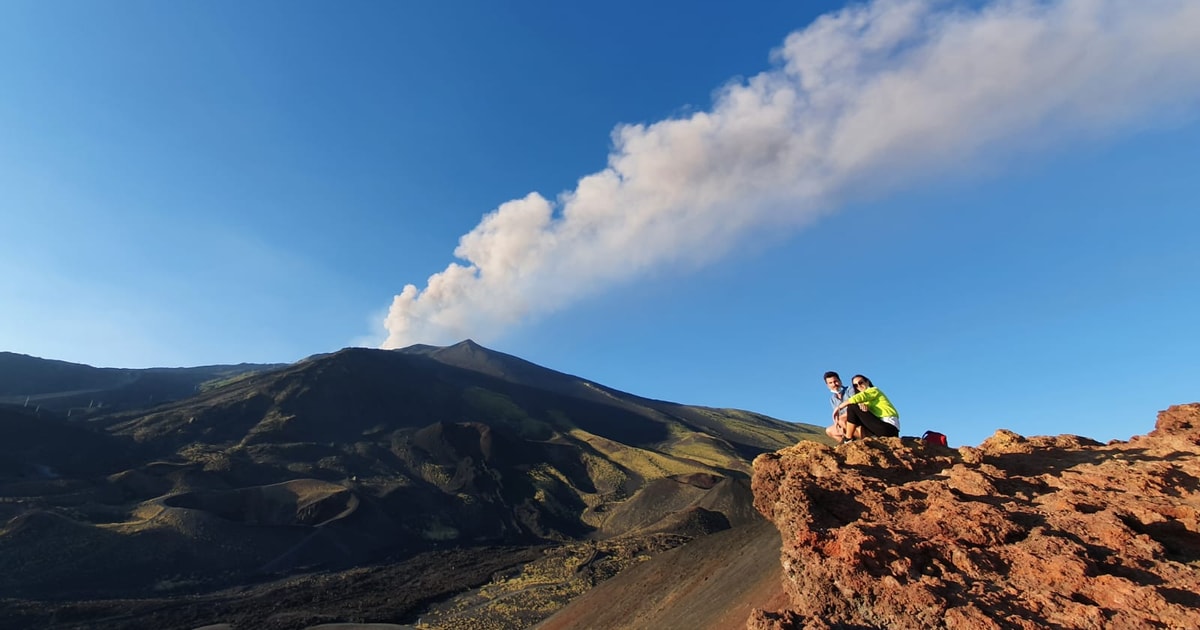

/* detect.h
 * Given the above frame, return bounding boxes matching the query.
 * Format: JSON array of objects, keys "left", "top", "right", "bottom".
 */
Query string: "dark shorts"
[{"left": 845, "top": 405, "right": 900, "bottom": 437}]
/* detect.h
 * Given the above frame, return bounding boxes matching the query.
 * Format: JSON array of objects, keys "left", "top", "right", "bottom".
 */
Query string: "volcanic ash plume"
[{"left": 382, "top": 0, "right": 1200, "bottom": 348}]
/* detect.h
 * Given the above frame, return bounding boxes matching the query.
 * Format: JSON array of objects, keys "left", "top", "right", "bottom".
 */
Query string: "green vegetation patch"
[
  {"left": 660, "top": 432, "right": 746, "bottom": 473},
  {"left": 697, "top": 408, "right": 827, "bottom": 449},
  {"left": 567, "top": 429, "right": 716, "bottom": 480}
]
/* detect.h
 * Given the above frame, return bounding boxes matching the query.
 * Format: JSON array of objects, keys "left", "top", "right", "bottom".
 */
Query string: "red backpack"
[{"left": 922, "top": 430, "right": 948, "bottom": 447}]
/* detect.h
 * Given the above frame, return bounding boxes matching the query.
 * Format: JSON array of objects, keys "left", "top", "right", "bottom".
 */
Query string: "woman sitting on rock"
[{"left": 832, "top": 375, "right": 900, "bottom": 441}]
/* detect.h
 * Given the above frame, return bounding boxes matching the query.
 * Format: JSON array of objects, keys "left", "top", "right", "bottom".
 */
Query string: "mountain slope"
[
  {"left": 0, "top": 351, "right": 283, "bottom": 414},
  {"left": 0, "top": 341, "right": 826, "bottom": 613},
  {"left": 404, "top": 340, "right": 813, "bottom": 462}
]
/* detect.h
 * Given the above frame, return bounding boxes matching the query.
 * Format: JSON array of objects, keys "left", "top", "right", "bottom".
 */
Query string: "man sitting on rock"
[{"left": 823, "top": 371, "right": 856, "bottom": 442}]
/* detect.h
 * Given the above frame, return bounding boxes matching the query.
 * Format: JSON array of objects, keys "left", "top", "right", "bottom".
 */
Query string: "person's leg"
[
  {"left": 845, "top": 405, "right": 899, "bottom": 438},
  {"left": 859, "top": 415, "right": 899, "bottom": 437},
  {"left": 843, "top": 405, "right": 872, "bottom": 440}
]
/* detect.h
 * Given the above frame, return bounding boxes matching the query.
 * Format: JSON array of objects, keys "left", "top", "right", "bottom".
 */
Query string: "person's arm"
[
  {"left": 838, "top": 388, "right": 875, "bottom": 411},
  {"left": 832, "top": 390, "right": 848, "bottom": 420}
]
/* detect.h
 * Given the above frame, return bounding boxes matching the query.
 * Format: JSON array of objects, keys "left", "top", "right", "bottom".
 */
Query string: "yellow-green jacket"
[{"left": 847, "top": 387, "right": 899, "bottom": 419}]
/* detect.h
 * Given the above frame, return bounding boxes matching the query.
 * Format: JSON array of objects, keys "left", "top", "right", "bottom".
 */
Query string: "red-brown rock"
[{"left": 749, "top": 403, "right": 1200, "bottom": 630}]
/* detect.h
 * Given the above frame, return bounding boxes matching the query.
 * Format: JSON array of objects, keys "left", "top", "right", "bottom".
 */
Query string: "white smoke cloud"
[{"left": 382, "top": 0, "right": 1200, "bottom": 348}]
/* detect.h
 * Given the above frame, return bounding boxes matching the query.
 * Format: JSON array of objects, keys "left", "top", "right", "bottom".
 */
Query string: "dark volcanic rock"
[{"left": 749, "top": 403, "right": 1200, "bottom": 630}]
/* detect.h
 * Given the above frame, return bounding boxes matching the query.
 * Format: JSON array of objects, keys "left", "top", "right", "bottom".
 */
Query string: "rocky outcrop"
[{"left": 750, "top": 403, "right": 1200, "bottom": 629}]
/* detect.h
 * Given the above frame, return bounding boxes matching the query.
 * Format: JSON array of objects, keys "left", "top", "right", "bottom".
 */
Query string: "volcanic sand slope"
[
  {"left": 163, "top": 479, "right": 359, "bottom": 527},
  {"left": 534, "top": 518, "right": 789, "bottom": 630}
]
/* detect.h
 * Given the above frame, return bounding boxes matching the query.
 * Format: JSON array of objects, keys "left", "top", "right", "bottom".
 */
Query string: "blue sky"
[{"left": 3, "top": 0, "right": 1198, "bottom": 447}]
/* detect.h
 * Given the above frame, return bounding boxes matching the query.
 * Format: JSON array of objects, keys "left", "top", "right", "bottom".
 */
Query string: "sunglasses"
[{"left": 852, "top": 381, "right": 867, "bottom": 387}]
